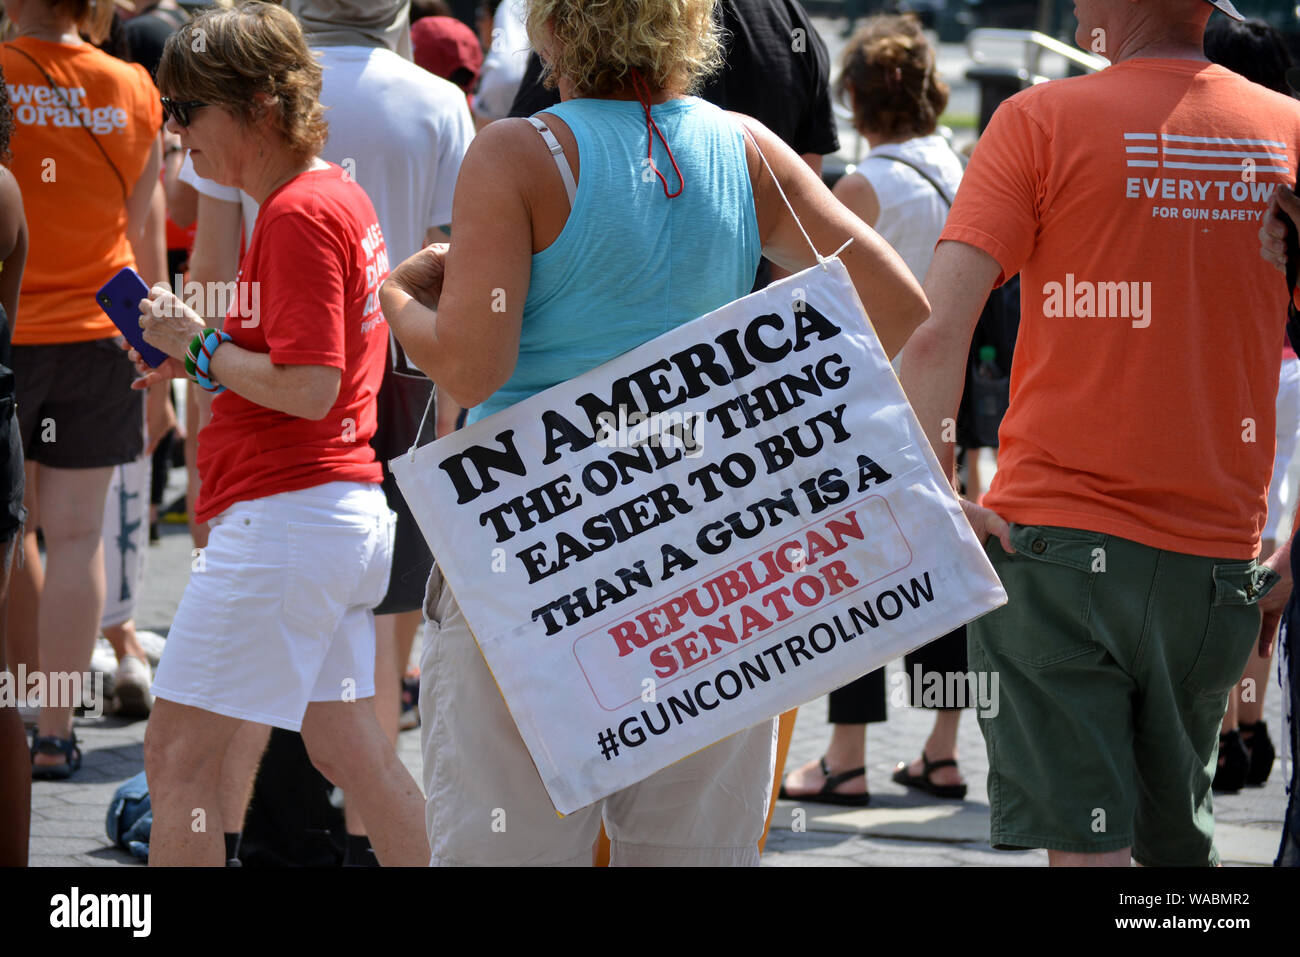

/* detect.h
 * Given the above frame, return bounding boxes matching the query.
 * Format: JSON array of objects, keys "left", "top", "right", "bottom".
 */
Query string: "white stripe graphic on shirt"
[{"left": 1122, "top": 132, "right": 1291, "bottom": 175}]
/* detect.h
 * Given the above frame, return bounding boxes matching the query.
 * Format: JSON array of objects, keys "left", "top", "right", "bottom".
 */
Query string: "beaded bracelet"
[
  {"left": 185, "top": 333, "right": 205, "bottom": 380},
  {"left": 195, "top": 330, "right": 232, "bottom": 394}
]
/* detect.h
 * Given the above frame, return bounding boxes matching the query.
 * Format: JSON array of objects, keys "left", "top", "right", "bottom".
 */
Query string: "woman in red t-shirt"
[{"left": 127, "top": 3, "right": 427, "bottom": 867}]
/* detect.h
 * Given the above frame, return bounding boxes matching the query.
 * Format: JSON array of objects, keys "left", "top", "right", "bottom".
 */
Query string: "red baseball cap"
[{"left": 411, "top": 16, "right": 484, "bottom": 94}]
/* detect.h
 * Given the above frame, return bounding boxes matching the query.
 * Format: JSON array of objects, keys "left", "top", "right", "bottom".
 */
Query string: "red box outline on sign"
[{"left": 571, "top": 494, "right": 914, "bottom": 711}]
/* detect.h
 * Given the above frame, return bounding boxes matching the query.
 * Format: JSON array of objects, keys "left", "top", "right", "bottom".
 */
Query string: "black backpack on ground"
[{"left": 237, "top": 729, "right": 346, "bottom": 867}]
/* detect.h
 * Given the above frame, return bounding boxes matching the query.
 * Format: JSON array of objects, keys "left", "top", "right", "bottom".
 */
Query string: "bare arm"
[
  {"left": 422, "top": 228, "right": 461, "bottom": 432},
  {"left": 736, "top": 115, "right": 928, "bottom": 359},
  {"left": 832, "top": 169, "right": 880, "bottom": 230},
  {"left": 187, "top": 192, "right": 243, "bottom": 324},
  {"left": 382, "top": 120, "right": 532, "bottom": 409},
  {"left": 897, "top": 240, "right": 1013, "bottom": 551},
  {"left": 897, "top": 241, "right": 1000, "bottom": 473},
  {"left": 130, "top": 178, "right": 168, "bottom": 287},
  {"left": 0, "top": 168, "right": 27, "bottom": 328},
  {"left": 126, "top": 135, "right": 163, "bottom": 249},
  {"left": 163, "top": 135, "right": 197, "bottom": 229},
  {"left": 134, "top": 191, "right": 339, "bottom": 419},
  {"left": 768, "top": 153, "right": 826, "bottom": 283},
  {"left": 133, "top": 285, "right": 342, "bottom": 421}
]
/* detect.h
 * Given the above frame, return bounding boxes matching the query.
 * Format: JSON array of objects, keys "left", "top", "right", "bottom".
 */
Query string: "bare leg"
[
  {"left": 901, "top": 709, "right": 965, "bottom": 787},
  {"left": 1238, "top": 649, "right": 1273, "bottom": 725},
  {"left": 218, "top": 721, "right": 270, "bottom": 832},
  {"left": 33, "top": 465, "right": 113, "bottom": 763},
  {"left": 343, "top": 622, "right": 399, "bottom": 836},
  {"left": 185, "top": 385, "right": 212, "bottom": 550},
  {"left": 1049, "top": 848, "right": 1131, "bottom": 867},
  {"left": 781, "top": 723, "right": 868, "bottom": 796},
  {"left": 300, "top": 698, "right": 429, "bottom": 866},
  {"left": 372, "top": 613, "right": 402, "bottom": 749},
  {"left": 393, "top": 610, "right": 421, "bottom": 682},
  {"left": 0, "top": 537, "right": 29, "bottom": 865},
  {"left": 1220, "top": 689, "right": 1238, "bottom": 734},
  {"left": 967, "top": 451, "right": 983, "bottom": 501},
  {"left": 102, "top": 619, "right": 147, "bottom": 664},
  {"left": 6, "top": 462, "right": 40, "bottom": 683},
  {"left": 144, "top": 697, "right": 246, "bottom": 865}
]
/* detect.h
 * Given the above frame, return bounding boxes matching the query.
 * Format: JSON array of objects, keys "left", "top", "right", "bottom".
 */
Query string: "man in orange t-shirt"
[{"left": 898, "top": 0, "right": 1300, "bottom": 866}]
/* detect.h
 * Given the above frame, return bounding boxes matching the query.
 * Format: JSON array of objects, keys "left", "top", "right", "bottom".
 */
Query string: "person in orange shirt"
[
  {"left": 899, "top": 0, "right": 1300, "bottom": 866},
  {"left": 1, "top": 0, "right": 161, "bottom": 778}
]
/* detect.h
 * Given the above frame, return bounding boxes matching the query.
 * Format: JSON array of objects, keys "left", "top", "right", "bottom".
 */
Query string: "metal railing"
[{"left": 966, "top": 28, "right": 1107, "bottom": 85}]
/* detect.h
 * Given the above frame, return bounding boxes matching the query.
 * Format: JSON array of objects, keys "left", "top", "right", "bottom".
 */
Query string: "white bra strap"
[{"left": 527, "top": 115, "right": 577, "bottom": 209}]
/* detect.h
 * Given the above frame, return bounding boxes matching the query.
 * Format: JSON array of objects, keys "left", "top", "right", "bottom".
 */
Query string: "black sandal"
[
  {"left": 779, "top": 755, "right": 871, "bottom": 806},
  {"left": 31, "top": 729, "right": 82, "bottom": 781},
  {"left": 1212, "top": 729, "right": 1249, "bottom": 793},
  {"left": 1240, "top": 720, "right": 1275, "bottom": 786},
  {"left": 892, "top": 751, "right": 968, "bottom": 800}
]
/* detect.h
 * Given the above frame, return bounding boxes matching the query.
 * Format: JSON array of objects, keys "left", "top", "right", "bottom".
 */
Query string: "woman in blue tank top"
[{"left": 381, "top": 0, "right": 928, "bottom": 867}]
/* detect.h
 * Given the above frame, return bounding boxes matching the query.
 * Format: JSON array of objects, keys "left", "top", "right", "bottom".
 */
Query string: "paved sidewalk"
[
  {"left": 19, "top": 20, "right": 1293, "bottom": 867},
  {"left": 24, "top": 488, "right": 1289, "bottom": 867}
]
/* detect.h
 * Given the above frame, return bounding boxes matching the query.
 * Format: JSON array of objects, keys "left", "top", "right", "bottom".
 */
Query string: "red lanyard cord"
[{"left": 631, "top": 69, "right": 684, "bottom": 199}]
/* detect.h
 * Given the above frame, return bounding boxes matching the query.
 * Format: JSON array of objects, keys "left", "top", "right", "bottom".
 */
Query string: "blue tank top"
[{"left": 469, "top": 96, "right": 762, "bottom": 422}]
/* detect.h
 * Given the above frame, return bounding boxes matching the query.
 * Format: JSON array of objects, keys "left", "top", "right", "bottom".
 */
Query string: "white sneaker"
[{"left": 113, "top": 655, "right": 154, "bottom": 718}]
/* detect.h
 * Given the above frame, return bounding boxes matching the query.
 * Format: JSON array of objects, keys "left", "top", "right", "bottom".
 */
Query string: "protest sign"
[{"left": 392, "top": 259, "right": 1007, "bottom": 814}]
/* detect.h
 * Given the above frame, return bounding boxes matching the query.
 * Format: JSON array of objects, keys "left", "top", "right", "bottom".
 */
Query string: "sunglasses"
[{"left": 160, "top": 97, "right": 207, "bottom": 128}]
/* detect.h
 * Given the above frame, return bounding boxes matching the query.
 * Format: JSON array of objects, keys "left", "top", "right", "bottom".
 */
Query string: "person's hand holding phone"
[{"left": 123, "top": 284, "right": 207, "bottom": 390}]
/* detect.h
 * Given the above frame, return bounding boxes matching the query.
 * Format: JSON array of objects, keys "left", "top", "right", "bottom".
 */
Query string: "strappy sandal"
[
  {"left": 892, "top": 751, "right": 968, "bottom": 800},
  {"left": 778, "top": 755, "right": 871, "bottom": 806},
  {"left": 31, "top": 729, "right": 82, "bottom": 781}
]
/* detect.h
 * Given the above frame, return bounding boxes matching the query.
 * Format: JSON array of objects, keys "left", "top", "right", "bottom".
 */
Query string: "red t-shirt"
[{"left": 194, "top": 164, "right": 391, "bottom": 523}]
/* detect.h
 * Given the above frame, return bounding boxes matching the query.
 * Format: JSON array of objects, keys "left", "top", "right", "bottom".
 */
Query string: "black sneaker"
[{"left": 1213, "top": 729, "right": 1249, "bottom": 793}]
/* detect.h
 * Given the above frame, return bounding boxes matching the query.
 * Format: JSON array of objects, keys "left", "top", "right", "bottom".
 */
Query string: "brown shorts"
[{"left": 13, "top": 337, "right": 144, "bottom": 469}]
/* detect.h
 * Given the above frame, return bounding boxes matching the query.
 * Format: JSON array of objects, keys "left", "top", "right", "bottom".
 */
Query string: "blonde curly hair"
[{"left": 526, "top": 0, "right": 724, "bottom": 97}]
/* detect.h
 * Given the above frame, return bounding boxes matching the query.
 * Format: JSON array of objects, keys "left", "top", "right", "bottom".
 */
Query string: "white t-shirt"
[
  {"left": 851, "top": 133, "right": 964, "bottom": 282},
  {"left": 315, "top": 45, "right": 474, "bottom": 261},
  {"left": 474, "top": 0, "right": 531, "bottom": 122},
  {"left": 179, "top": 45, "right": 473, "bottom": 267},
  {"left": 179, "top": 152, "right": 260, "bottom": 238}
]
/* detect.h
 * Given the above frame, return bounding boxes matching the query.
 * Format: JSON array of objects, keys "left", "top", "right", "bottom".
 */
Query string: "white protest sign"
[{"left": 392, "top": 259, "right": 1006, "bottom": 814}]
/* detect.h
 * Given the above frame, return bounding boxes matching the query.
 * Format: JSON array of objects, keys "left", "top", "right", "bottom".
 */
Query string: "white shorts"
[
  {"left": 152, "top": 481, "right": 395, "bottom": 731},
  {"left": 419, "top": 566, "right": 778, "bottom": 866},
  {"left": 101, "top": 456, "right": 151, "bottom": 630},
  {"left": 1266, "top": 356, "right": 1300, "bottom": 541}
]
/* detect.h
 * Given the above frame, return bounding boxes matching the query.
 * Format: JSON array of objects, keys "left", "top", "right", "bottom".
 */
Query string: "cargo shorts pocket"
[
  {"left": 984, "top": 525, "right": 1106, "bottom": 667},
  {"left": 1182, "top": 560, "right": 1277, "bottom": 698},
  {"left": 423, "top": 563, "right": 445, "bottom": 631}
]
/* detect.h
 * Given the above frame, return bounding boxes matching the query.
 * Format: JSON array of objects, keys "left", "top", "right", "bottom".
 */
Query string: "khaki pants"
[{"left": 419, "top": 567, "right": 778, "bottom": 866}]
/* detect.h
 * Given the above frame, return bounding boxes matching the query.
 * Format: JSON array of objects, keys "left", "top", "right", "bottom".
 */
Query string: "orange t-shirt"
[
  {"left": 2, "top": 37, "right": 162, "bottom": 344},
  {"left": 942, "top": 58, "right": 1300, "bottom": 559}
]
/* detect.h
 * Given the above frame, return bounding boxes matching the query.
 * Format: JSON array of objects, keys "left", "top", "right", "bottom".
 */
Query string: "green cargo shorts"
[{"left": 968, "top": 524, "right": 1276, "bottom": 866}]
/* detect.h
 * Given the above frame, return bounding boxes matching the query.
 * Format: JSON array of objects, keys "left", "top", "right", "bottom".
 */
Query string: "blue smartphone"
[{"left": 95, "top": 267, "right": 170, "bottom": 368}]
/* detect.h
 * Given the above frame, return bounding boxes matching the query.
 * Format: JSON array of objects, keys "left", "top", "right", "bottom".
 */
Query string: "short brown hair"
[
  {"left": 47, "top": 0, "right": 114, "bottom": 44},
  {"left": 836, "top": 14, "right": 948, "bottom": 140},
  {"left": 156, "top": 1, "right": 327, "bottom": 163},
  {"left": 526, "top": 0, "right": 723, "bottom": 98}
]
